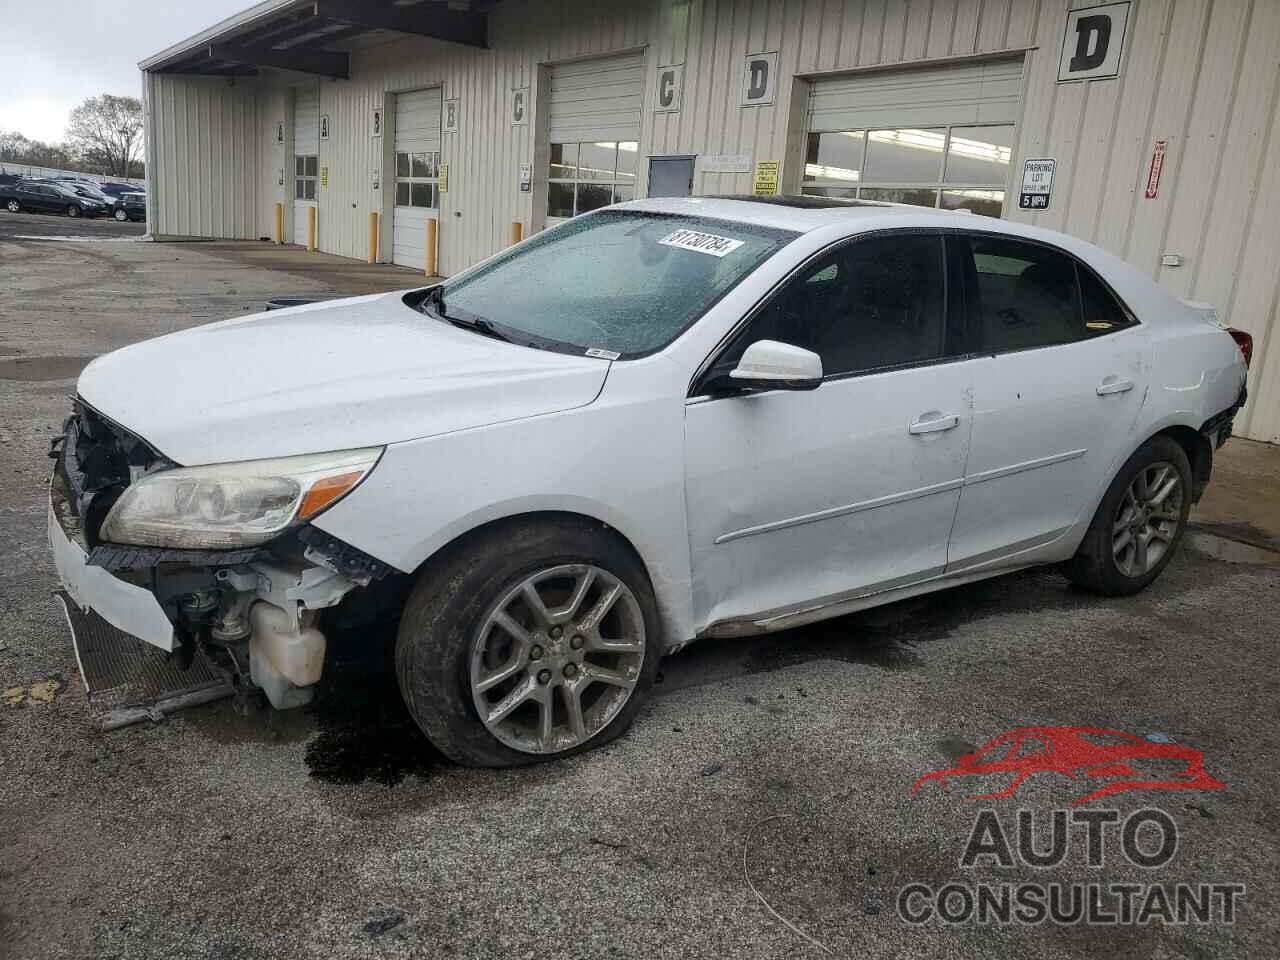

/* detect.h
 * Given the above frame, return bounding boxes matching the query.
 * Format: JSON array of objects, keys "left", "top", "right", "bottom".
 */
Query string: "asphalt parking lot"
[{"left": 1, "top": 212, "right": 1278, "bottom": 959}]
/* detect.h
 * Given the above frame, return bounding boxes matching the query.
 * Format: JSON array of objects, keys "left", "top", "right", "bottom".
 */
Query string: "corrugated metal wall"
[
  {"left": 143, "top": 0, "right": 1280, "bottom": 441},
  {"left": 144, "top": 72, "right": 260, "bottom": 240},
  {"left": 1009, "top": 0, "right": 1280, "bottom": 442}
]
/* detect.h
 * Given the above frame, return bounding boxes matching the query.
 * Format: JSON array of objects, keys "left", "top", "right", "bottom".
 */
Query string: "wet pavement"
[{"left": 1, "top": 215, "right": 1278, "bottom": 959}]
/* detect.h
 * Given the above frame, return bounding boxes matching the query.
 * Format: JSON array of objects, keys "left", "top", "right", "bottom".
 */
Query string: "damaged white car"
[{"left": 49, "top": 197, "right": 1250, "bottom": 765}]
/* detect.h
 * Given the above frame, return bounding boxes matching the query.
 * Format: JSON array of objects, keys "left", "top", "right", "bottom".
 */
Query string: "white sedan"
[{"left": 49, "top": 198, "right": 1250, "bottom": 765}]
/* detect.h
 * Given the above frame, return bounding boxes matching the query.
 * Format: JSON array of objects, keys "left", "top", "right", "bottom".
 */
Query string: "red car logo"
[{"left": 910, "top": 726, "right": 1225, "bottom": 806}]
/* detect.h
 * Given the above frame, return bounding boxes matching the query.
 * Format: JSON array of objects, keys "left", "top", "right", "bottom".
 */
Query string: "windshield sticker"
[
  {"left": 585, "top": 348, "right": 621, "bottom": 360},
  {"left": 658, "top": 229, "right": 745, "bottom": 258}
]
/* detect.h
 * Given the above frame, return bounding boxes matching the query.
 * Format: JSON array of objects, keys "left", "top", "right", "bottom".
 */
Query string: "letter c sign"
[
  {"left": 655, "top": 64, "right": 684, "bottom": 113},
  {"left": 1058, "top": 2, "right": 1130, "bottom": 82},
  {"left": 510, "top": 87, "right": 528, "bottom": 126}
]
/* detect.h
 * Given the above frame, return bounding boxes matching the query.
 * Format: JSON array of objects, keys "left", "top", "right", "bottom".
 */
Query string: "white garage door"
[
  {"left": 803, "top": 58, "right": 1023, "bottom": 217},
  {"left": 545, "top": 53, "right": 643, "bottom": 222},
  {"left": 392, "top": 88, "right": 442, "bottom": 270},
  {"left": 292, "top": 82, "right": 320, "bottom": 245}
]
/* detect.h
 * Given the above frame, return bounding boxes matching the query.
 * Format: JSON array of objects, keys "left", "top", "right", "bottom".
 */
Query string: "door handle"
[
  {"left": 1096, "top": 376, "right": 1135, "bottom": 396},
  {"left": 909, "top": 412, "right": 961, "bottom": 435}
]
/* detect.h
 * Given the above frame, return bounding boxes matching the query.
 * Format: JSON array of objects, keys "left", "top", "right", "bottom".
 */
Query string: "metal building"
[{"left": 139, "top": 0, "right": 1280, "bottom": 443}]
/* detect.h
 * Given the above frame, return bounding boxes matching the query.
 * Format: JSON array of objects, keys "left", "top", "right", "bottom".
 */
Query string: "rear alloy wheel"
[
  {"left": 5, "top": 199, "right": 18, "bottom": 213},
  {"left": 395, "top": 518, "right": 661, "bottom": 767},
  {"left": 1111, "top": 462, "right": 1184, "bottom": 577},
  {"left": 114, "top": 207, "right": 128, "bottom": 221},
  {"left": 1064, "top": 436, "right": 1192, "bottom": 595},
  {"left": 66, "top": 204, "right": 81, "bottom": 218}
]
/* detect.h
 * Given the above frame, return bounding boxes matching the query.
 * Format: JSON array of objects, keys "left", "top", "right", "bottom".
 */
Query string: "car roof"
[{"left": 613, "top": 195, "right": 1163, "bottom": 295}]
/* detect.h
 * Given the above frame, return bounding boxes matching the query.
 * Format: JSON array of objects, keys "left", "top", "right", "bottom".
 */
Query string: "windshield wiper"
[
  {"left": 444, "top": 314, "right": 511, "bottom": 342},
  {"left": 422, "top": 286, "right": 511, "bottom": 343}
]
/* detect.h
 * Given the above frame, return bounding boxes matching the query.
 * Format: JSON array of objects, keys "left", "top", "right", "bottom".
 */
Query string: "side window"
[
  {"left": 719, "top": 235, "right": 948, "bottom": 379},
  {"left": 1079, "top": 266, "right": 1133, "bottom": 336},
  {"left": 967, "top": 237, "right": 1082, "bottom": 352}
]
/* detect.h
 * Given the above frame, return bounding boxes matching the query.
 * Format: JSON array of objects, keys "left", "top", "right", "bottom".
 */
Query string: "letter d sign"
[
  {"left": 741, "top": 52, "right": 777, "bottom": 106},
  {"left": 1058, "top": 2, "right": 1130, "bottom": 82}
]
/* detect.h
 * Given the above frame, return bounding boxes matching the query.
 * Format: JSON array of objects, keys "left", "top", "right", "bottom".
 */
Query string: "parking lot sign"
[{"left": 1018, "top": 158, "right": 1056, "bottom": 211}]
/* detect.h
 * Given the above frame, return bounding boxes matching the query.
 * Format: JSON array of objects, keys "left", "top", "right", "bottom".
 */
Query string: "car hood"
[{"left": 77, "top": 291, "right": 611, "bottom": 465}]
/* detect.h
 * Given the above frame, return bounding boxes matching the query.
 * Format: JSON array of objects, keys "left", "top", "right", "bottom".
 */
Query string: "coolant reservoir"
[{"left": 249, "top": 601, "right": 326, "bottom": 689}]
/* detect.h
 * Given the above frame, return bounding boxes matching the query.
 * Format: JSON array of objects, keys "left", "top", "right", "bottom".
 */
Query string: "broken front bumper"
[{"left": 48, "top": 470, "right": 176, "bottom": 652}]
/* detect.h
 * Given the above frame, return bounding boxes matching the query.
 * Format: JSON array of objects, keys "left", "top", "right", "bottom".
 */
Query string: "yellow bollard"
[
  {"left": 510, "top": 221, "right": 523, "bottom": 246},
  {"left": 367, "top": 211, "right": 379, "bottom": 264},
  {"left": 307, "top": 206, "right": 317, "bottom": 252},
  {"left": 273, "top": 202, "right": 284, "bottom": 245},
  {"left": 425, "top": 217, "right": 438, "bottom": 277}
]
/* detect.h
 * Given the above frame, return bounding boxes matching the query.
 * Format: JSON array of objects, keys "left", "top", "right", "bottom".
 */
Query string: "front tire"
[
  {"left": 114, "top": 207, "right": 128, "bottom": 221},
  {"left": 1064, "top": 436, "right": 1192, "bottom": 596},
  {"left": 4, "top": 199, "right": 18, "bottom": 213},
  {"left": 66, "top": 204, "right": 81, "bottom": 218},
  {"left": 395, "top": 518, "right": 662, "bottom": 767}
]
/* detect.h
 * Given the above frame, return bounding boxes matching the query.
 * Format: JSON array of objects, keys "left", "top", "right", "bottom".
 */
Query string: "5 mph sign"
[{"left": 1018, "top": 158, "right": 1056, "bottom": 211}]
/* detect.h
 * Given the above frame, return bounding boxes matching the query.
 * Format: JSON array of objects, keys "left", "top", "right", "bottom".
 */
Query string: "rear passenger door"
[{"left": 946, "top": 235, "right": 1150, "bottom": 573}]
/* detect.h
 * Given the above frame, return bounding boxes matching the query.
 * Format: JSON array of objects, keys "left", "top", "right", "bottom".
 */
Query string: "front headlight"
[{"left": 100, "top": 447, "right": 382, "bottom": 549}]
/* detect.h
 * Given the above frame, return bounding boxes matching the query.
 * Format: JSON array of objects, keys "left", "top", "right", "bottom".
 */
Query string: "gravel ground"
[{"left": 1, "top": 214, "right": 1277, "bottom": 959}]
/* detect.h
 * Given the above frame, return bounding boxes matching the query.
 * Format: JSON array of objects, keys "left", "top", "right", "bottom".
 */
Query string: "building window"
[
  {"left": 294, "top": 155, "right": 318, "bottom": 200},
  {"left": 547, "top": 140, "right": 638, "bottom": 218},
  {"left": 803, "top": 124, "right": 1014, "bottom": 217},
  {"left": 395, "top": 151, "right": 440, "bottom": 209}
]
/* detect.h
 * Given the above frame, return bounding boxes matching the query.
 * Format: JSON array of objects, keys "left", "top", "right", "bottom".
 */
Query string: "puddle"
[
  {"left": 1186, "top": 530, "right": 1280, "bottom": 566},
  {"left": 303, "top": 644, "right": 443, "bottom": 787},
  {"left": 0, "top": 356, "right": 95, "bottom": 381}
]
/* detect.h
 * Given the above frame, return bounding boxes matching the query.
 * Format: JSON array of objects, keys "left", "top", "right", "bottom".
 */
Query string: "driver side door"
[{"left": 683, "top": 233, "right": 975, "bottom": 633}]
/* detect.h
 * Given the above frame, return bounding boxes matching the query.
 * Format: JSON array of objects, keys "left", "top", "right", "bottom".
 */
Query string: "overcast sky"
[{"left": 0, "top": 0, "right": 249, "bottom": 142}]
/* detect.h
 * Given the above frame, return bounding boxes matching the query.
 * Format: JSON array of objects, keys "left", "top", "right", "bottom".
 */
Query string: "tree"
[{"left": 65, "top": 95, "right": 143, "bottom": 178}]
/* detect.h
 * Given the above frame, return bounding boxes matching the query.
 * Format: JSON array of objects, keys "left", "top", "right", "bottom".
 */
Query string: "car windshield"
[{"left": 429, "top": 210, "right": 797, "bottom": 357}]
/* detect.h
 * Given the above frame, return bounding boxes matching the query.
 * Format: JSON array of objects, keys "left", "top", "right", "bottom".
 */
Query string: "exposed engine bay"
[{"left": 51, "top": 401, "right": 398, "bottom": 709}]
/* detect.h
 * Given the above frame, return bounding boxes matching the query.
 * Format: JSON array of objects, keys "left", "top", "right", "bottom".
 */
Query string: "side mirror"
[{"left": 728, "top": 340, "right": 823, "bottom": 391}]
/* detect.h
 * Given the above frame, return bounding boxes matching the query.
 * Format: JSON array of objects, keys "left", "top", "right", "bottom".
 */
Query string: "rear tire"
[
  {"left": 394, "top": 517, "right": 662, "bottom": 767},
  {"left": 114, "top": 207, "right": 128, "bottom": 222},
  {"left": 1064, "top": 436, "right": 1192, "bottom": 596},
  {"left": 4, "top": 199, "right": 18, "bottom": 214}
]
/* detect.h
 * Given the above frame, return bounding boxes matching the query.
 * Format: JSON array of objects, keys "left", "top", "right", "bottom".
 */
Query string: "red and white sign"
[{"left": 1145, "top": 139, "right": 1168, "bottom": 199}]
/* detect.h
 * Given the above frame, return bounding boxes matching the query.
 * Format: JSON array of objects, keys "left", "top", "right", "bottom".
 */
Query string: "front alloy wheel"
[
  {"left": 114, "top": 207, "right": 128, "bottom": 221},
  {"left": 394, "top": 517, "right": 662, "bottom": 767},
  {"left": 5, "top": 199, "right": 18, "bottom": 213},
  {"left": 470, "top": 564, "right": 646, "bottom": 755},
  {"left": 1112, "top": 461, "right": 1183, "bottom": 576},
  {"left": 66, "top": 204, "right": 81, "bottom": 218}
]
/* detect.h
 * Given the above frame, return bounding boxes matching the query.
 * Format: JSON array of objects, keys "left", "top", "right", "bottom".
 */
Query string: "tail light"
[{"left": 1228, "top": 328, "right": 1253, "bottom": 368}]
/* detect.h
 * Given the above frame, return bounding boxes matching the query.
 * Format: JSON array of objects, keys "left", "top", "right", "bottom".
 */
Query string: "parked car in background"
[
  {"left": 48, "top": 197, "right": 1251, "bottom": 767},
  {"left": 112, "top": 192, "right": 146, "bottom": 222},
  {"left": 2, "top": 179, "right": 108, "bottom": 218},
  {"left": 98, "top": 182, "right": 146, "bottom": 200},
  {"left": 64, "top": 181, "right": 115, "bottom": 206}
]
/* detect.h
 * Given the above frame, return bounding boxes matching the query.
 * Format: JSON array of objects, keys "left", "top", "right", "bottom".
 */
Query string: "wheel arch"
[
  {"left": 1150, "top": 424, "right": 1212, "bottom": 503},
  {"left": 403, "top": 504, "right": 693, "bottom": 652}
]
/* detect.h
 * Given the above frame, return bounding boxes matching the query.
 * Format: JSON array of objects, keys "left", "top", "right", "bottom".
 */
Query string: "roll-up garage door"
[
  {"left": 545, "top": 53, "right": 643, "bottom": 221},
  {"left": 392, "top": 88, "right": 442, "bottom": 269},
  {"left": 804, "top": 58, "right": 1024, "bottom": 216},
  {"left": 292, "top": 82, "right": 320, "bottom": 245}
]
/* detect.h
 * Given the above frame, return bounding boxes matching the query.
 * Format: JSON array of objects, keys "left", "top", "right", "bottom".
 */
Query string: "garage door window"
[
  {"left": 803, "top": 125, "right": 1013, "bottom": 217},
  {"left": 395, "top": 151, "right": 440, "bottom": 209},
  {"left": 547, "top": 141, "right": 638, "bottom": 218},
  {"left": 294, "top": 155, "right": 317, "bottom": 200}
]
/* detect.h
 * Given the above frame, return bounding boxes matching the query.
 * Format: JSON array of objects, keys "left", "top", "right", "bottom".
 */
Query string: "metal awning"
[{"left": 140, "top": 0, "right": 497, "bottom": 79}]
